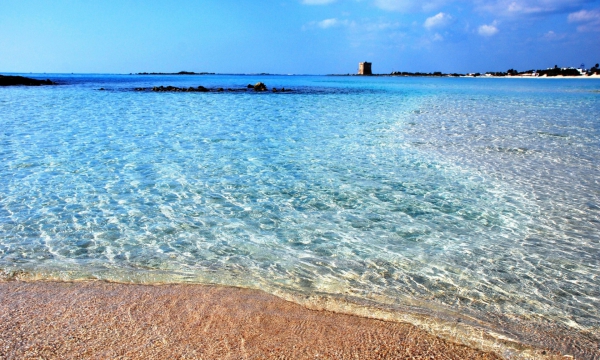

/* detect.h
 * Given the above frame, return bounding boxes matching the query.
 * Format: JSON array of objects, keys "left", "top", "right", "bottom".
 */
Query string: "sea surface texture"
[{"left": 1, "top": 74, "right": 599, "bottom": 357}]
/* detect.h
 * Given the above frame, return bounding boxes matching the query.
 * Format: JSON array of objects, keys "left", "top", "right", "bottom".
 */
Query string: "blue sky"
[{"left": 0, "top": 0, "right": 599, "bottom": 74}]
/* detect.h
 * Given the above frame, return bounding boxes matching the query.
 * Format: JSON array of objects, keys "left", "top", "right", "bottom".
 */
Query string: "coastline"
[
  {"left": 4, "top": 72, "right": 600, "bottom": 79},
  {"left": 477, "top": 74, "right": 600, "bottom": 79},
  {"left": 1, "top": 279, "right": 573, "bottom": 359},
  {"left": 330, "top": 73, "right": 600, "bottom": 78},
  {"left": 0, "top": 279, "right": 507, "bottom": 359},
  {"left": 2, "top": 269, "right": 595, "bottom": 359},
  {"left": 387, "top": 74, "right": 600, "bottom": 79}
]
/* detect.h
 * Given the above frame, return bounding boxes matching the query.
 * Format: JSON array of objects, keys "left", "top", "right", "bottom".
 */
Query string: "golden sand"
[{"left": 0, "top": 280, "right": 503, "bottom": 359}]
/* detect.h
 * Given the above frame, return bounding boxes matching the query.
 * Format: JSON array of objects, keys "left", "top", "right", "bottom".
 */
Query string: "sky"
[{"left": 0, "top": 0, "right": 599, "bottom": 74}]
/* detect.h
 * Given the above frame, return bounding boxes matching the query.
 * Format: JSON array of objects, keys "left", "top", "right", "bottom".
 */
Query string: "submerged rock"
[
  {"left": 143, "top": 83, "right": 290, "bottom": 93},
  {"left": 149, "top": 85, "right": 211, "bottom": 92}
]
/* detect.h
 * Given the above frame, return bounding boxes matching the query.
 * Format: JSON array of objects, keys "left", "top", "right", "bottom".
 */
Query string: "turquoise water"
[{"left": 1, "top": 75, "right": 599, "bottom": 357}]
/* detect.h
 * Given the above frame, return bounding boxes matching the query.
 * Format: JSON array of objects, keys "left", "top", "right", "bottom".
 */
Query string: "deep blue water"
[{"left": 1, "top": 74, "right": 599, "bottom": 356}]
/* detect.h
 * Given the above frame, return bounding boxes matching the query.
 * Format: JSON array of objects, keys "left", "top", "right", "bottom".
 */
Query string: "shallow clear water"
[{"left": 1, "top": 74, "right": 599, "bottom": 356}]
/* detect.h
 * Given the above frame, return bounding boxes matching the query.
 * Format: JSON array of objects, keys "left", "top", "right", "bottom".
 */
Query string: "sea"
[{"left": 1, "top": 74, "right": 599, "bottom": 358}]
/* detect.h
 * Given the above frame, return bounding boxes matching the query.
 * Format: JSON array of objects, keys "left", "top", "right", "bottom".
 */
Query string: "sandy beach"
[{"left": 0, "top": 280, "right": 507, "bottom": 359}]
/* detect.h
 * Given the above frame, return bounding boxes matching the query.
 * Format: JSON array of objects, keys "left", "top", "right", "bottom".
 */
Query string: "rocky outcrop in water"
[
  {"left": 143, "top": 86, "right": 210, "bottom": 92},
  {"left": 253, "top": 82, "right": 267, "bottom": 91},
  {"left": 131, "top": 83, "right": 290, "bottom": 93},
  {"left": 0, "top": 75, "right": 55, "bottom": 86}
]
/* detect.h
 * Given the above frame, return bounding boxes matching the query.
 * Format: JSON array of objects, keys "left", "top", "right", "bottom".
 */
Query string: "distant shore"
[
  {"left": 343, "top": 65, "right": 600, "bottom": 78},
  {"left": 136, "top": 71, "right": 216, "bottom": 75},
  {"left": 329, "top": 73, "right": 600, "bottom": 78}
]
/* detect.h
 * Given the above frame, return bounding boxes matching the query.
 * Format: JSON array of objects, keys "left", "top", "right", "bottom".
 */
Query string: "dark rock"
[
  {"left": 253, "top": 82, "right": 267, "bottom": 91},
  {"left": 145, "top": 84, "right": 279, "bottom": 93},
  {"left": 247, "top": 84, "right": 253, "bottom": 88},
  {"left": 99, "top": 88, "right": 106, "bottom": 91},
  {"left": 0, "top": 75, "right": 55, "bottom": 86}
]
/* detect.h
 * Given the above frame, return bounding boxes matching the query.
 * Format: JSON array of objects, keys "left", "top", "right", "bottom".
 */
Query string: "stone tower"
[{"left": 358, "top": 62, "right": 372, "bottom": 75}]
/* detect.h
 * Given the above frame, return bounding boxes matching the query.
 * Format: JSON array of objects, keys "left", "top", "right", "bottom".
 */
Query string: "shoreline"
[
  {"left": 365, "top": 74, "right": 600, "bottom": 79},
  {"left": 0, "top": 279, "right": 561, "bottom": 359},
  {"left": 3, "top": 72, "right": 600, "bottom": 78},
  {"left": 2, "top": 269, "right": 593, "bottom": 358}
]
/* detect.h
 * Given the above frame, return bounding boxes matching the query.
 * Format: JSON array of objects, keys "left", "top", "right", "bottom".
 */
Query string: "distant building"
[{"left": 358, "top": 62, "right": 372, "bottom": 75}]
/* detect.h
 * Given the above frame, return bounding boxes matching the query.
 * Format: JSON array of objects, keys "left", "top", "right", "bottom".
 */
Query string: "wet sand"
[{"left": 0, "top": 281, "right": 502, "bottom": 359}]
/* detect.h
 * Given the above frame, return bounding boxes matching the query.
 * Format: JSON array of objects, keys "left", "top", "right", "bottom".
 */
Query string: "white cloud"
[
  {"left": 373, "top": 0, "right": 445, "bottom": 12},
  {"left": 478, "top": 21, "right": 499, "bottom": 36},
  {"left": 506, "top": 1, "right": 544, "bottom": 14},
  {"left": 424, "top": 12, "right": 452, "bottom": 29},
  {"left": 568, "top": 9, "right": 598, "bottom": 21},
  {"left": 432, "top": 33, "right": 444, "bottom": 41},
  {"left": 303, "top": 17, "right": 405, "bottom": 50},
  {"left": 319, "top": 18, "right": 341, "bottom": 28},
  {"left": 568, "top": 9, "right": 600, "bottom": 31},
  {"left": 374, "top": 0, "right": 415, "bottom": 11},
  {"left": 301, "top": 0, "right": 337, "bottom": 4},
  {"left": 476, "top": 0, "right": 593, "bottom": 16},
  {"left": 303, "top": 18, "right": 355, "bottom": 30},
  {"left": 363, "top": 21, "right": 402, "bottom": 31},
  {"left": 306, "top": 18, "right": 399, "bottom": 31},
  {"left": 543, "top": 30, "right": 566, "bottom": 40}
]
